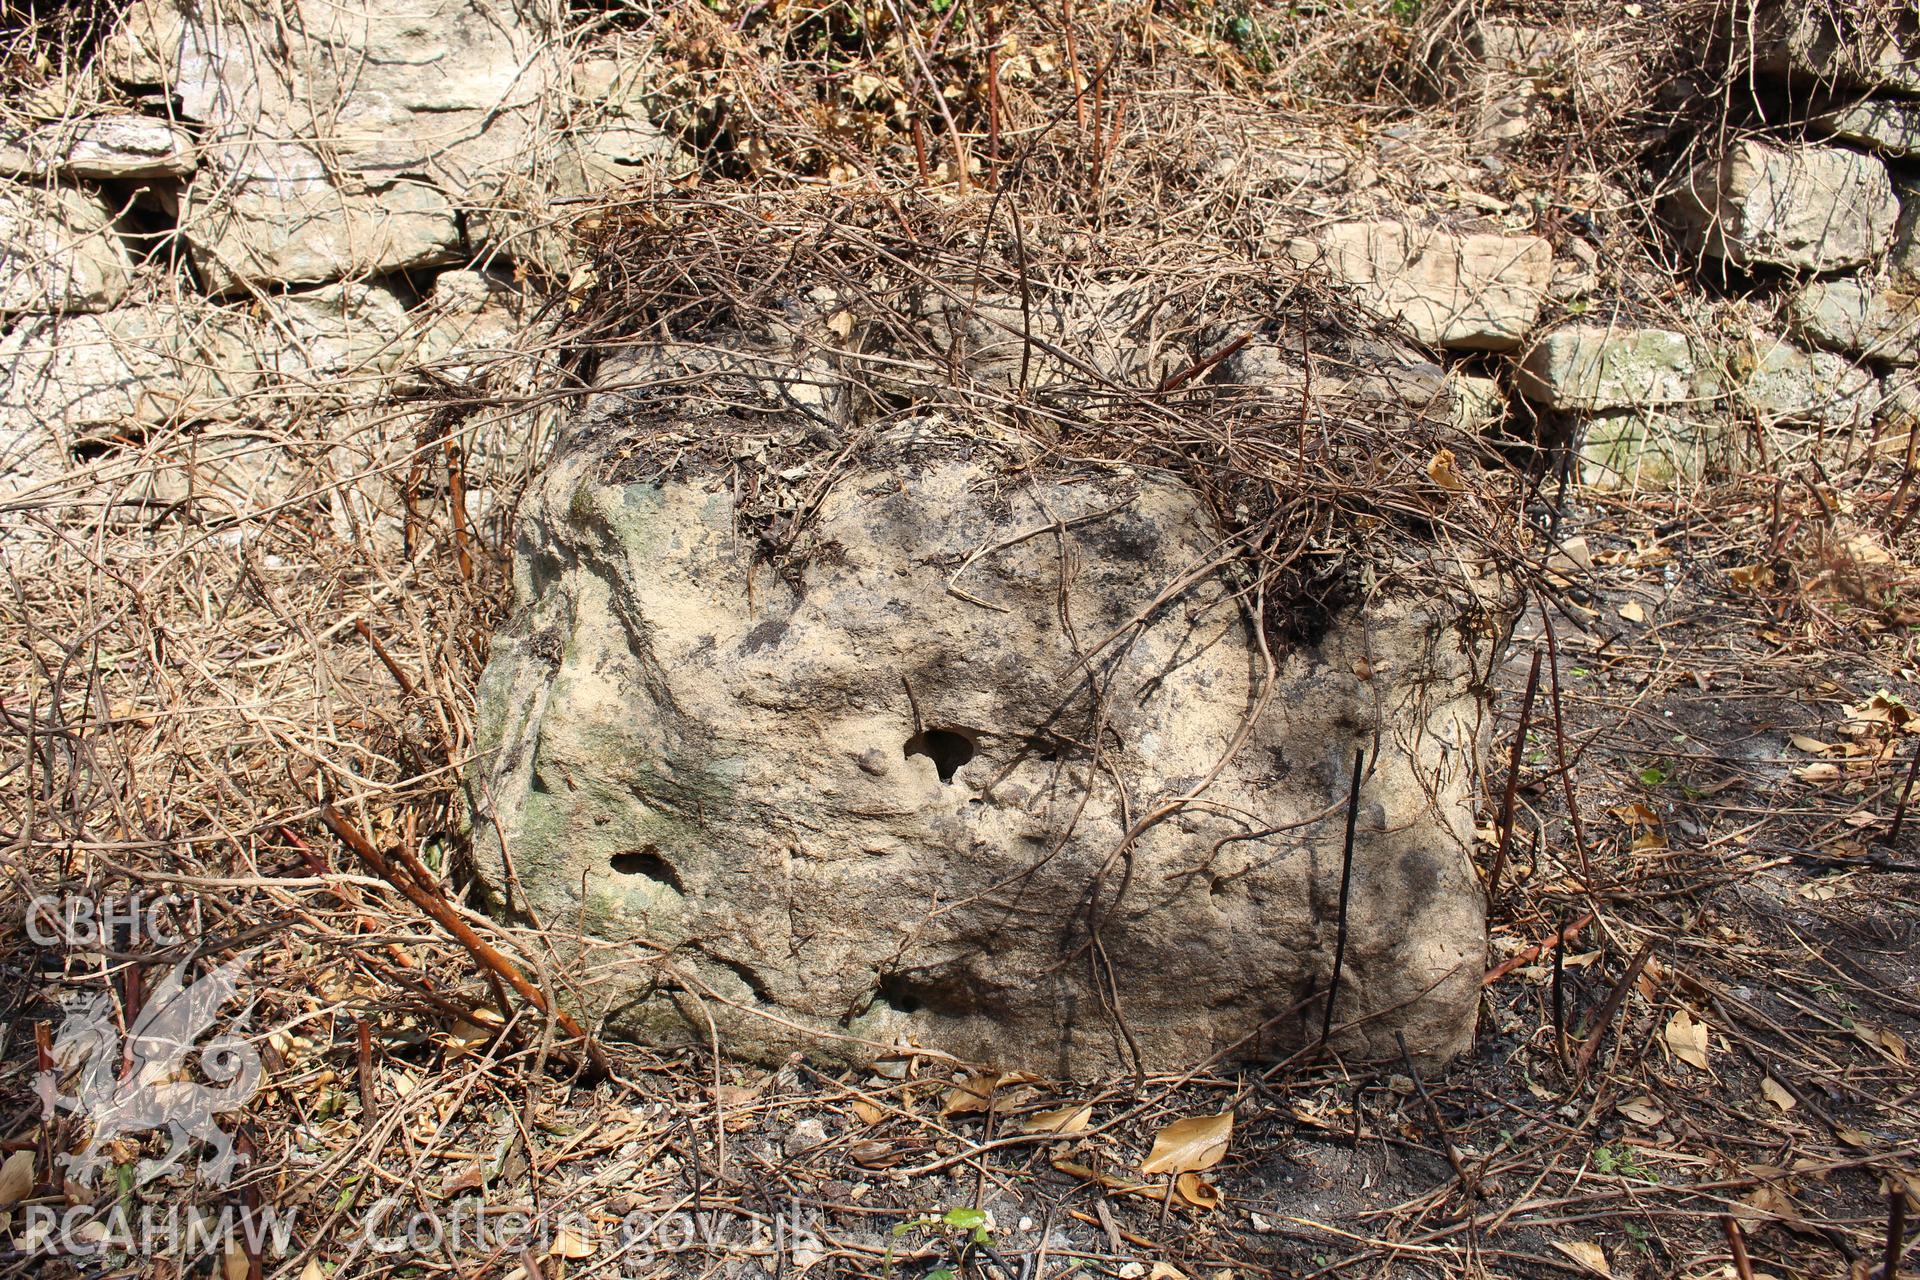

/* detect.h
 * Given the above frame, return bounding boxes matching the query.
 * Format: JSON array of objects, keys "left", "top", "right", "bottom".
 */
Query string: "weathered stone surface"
[
  {"left": 1442, "top": 20, "right": 1637, "bottom": 149},
  {"left": 181, "top": 175, "right": 461, "bottom": 294},
  {"left": 1289, "top": 223, "right": 1551, "bottom": 350},
  {"left": 0, "top": 305, "right": 258, "bottom": 437},
  {"left": 914, "top": 284, "right": 1164, "bottom": 388},
  {"left": 1223, "top": 332, "right": 1449, "bottom": 419},
  {"left": 1733, "top": 333, "right": 1881, "bottom": 428},
  {"left": 163, "top": 0, "right": 557, "bottom": 193},
  {"left": 1579, "top": 411, "right": 1719, "bottom": 491},
  {"left": 1672, "top": 141, "right": 1898, "bottom": 272},
  {"left": 1894, "top": 176, "right": 1920, "bottom": 283},
  {"left": 1446, "top": 373, "right": 1506, "bottom": 433},
  {"left": 1753, "top": 4, "right": 1920, "bottom": 96},
  {"left": 1516, "top": 324, "right": 1697, "bottom": 410},
  {"left": 253, "top": 282, "right": 413, "bottom": 387},
  {"left": 469, "top": 365, "right": 1495, "bottom": 1074},
  {"left": 1788, "top": 277, "right": 1920, "bottom": 365},
  {"left": 0, "top": 117, "right": 196, "bottom": 179},
  {"left": 1815, "top": 96, "right": 1920, "bottom": 156},
  {"left": 99, "top": 0, "right": 187, "bottom": 86},
  {"left": 568, "top": 50, "right": 682, "bottom": 192},
  {"left": 0, "top": 184, "right": 134, "bottom": 314},
  {"left": 417, "top": 269, "right": 532, "bottom": 372}
]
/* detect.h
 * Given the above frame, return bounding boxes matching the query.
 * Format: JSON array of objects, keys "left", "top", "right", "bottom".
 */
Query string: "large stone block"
[
  {"left": 0, "top": 306, "right": 259, "bottom": 438},
  {"left": 1733, "top": 332, "right": 1881, "bottom": 429},
  {"left": 1289, "top": 222, "right": 1552, "bottom": 350},
  {"left": 1753, "top": 3, "right": 1920, "bottom": 96},
  {"left": 1516, "top": 324, "right": 1698, "bottom": 410},
  {"left": 159, "top": 0, "right": 557, "bottom": 195},
  {"left": 468, "top": 360, "right": 1497, "bottom": 1074},
  {"left": 1672, "top": 141, "right": 1898, "bottom": 272},
  {"left": 1814, "top": 96, "right": 1920, "bottom": 157},
  {"left": 181, "top": 173, "right": 461, "bottom": 294},
  {"left": 0, "top": 117, "right": 197, "bottom": 180},
  {"left": 0, "top": 184, "right": 135, "bottom": 314},
  {"left": 1788, "top": 277, "right": 1920, "bottom": 365},
  {"left": 1578, "top": 411, "right": 1720, "bottom": 491}
]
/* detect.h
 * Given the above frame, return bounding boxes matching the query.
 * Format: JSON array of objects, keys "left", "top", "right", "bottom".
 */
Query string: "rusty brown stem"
[{"left": 318, "top": 804, "right": 609, "bottom": 1076}]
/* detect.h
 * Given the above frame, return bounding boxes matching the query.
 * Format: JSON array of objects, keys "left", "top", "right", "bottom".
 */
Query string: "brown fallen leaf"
[
  {"left": 941, "top": 1070, "right": 1034, "bottom": 1116},
  {"left": 1140, "top": 1112, "right": 1233, "bottom": 1176},
  {"left": 1173, "top": 1172, "right": 1221, "bottom": 1210},
  {"left": 1617, "top": 600, "right": 1647, "bottom": 624},
  {"left": 1853, "top": 1023, "right": 1908, "bottom": 1064},
  {"left": 1550, "top": 1240, "right": 1611, "bottom": 1276},
  {"left": 851, "top": 1098, "right": 887, "bottom": 1126},
  {"left": 550, "top": 1226, "right": 595, "bottom": 1259},
  {"left": 1615, "top": 1096, "right": 1663, "bottom": 1126},
  {"left": 1760, "top": 1077, "right": 1796, "bottom": 1112},
  {"left": 1789, "top": 735, "right": 1833, "bottom": 755},
  {"left": 1665, "top": 1008, "right": 1710, "bottom": 1070},
  {"left": 1019, "top": 1103, "right": 1092, "bottom": 1136},
  {"left": 1426, "top": 447, "right": 1465, "bottom": 492},
  {"left": 848, "top": 1139, "right": 901, "bottom": 1168},
  {"left": 0, "top": 1149, "right": 32, "bottom": 1208}
]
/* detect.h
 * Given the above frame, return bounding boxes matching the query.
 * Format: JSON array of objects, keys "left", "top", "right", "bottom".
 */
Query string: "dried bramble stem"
[
  {"left": 318, "top": 804, "right": 609, "bottom": 1077},
  {"left": 1487, "top": 648, "right": 1543, "bottom": 910},
  {"left": 1318, "top": 747, "right": 1365, "bottom": 1055}
]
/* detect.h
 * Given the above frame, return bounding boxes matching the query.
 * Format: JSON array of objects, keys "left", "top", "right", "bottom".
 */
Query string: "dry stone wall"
[{"left": 0, "top": 0, "right": 680, "bottom": 510}]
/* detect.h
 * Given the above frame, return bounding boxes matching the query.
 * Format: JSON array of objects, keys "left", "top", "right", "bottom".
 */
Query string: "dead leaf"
[
  {"left": 1798, "top": 877, "right": 1845, "bottom": 901},
  {"left": 1854, "top": 1023, "right": 1908, "bottom": 1064},
  {"left": 1550, "top": 1240, "right": 1611, "bottom": 1276},
  {"left": 1173, "top": 1172, "right": 1221, "bottom": 1210},
  {"left": 1617, "top": 600, "right": 1647, "bottom": 624},
  {"left": 1615, "top": 1096, "right": 1664, "bottom": 1126},
  {"left": 1612, "top": 801, "right": 1660, "bottom": 828},
  {"left": 0, "top": 1150, "right": 33, "bottom": 1207},
  {"left": 1426, "top": 448, "right": 1465, "bottom": 492},
  {"left": 941, "top": 1070, "right": 1033, "bottom": 1116},
  {"left": 437, "top": 1160, "right": 488, "bottom": 1198},
  {"left": 1148, "top": 1265, "right": 1190, "bottom": 1280},
  {"left": 1729, "top": 562, "right": 1776, "bottom": 592},
  {"left": 1760, "top": 1077, "right": 1796, "bottom": 1112},
  {"left": 1789, "top": 735, "right": 1833, "bottom": 754},
  {"left": 1795, "top": 762, "right": 1841, "bottom": 783},
  {"left": 1020, "top": 1104, "right": 1092, "bottom": 1136},
  {"left": 299, "top": 1260, "right": 329, "bottom": 1280},
  {"left": 851, "top": 1098, "right": 887, "bottom": 1126},
  {"left": 222, "top": 1242, "right": 250, "bottom": 1280},
  {"left": 848, "top": 1140, "right": 900, "bottom": 1168},
  {"left": 1140, "top": 1112, "right": 1233, "bottom": 1176},
  {"left": 550, "top": 1226, "right": 594, "bottom": 1259},
  {"left": 1665, "top": 1008, "right": 1710, "bottom": 1070}
]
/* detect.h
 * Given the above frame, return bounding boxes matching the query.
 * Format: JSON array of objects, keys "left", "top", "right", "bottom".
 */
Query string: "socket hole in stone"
[
  {"left": 904, "top": 727, "right": 975, "bottom": 784},
  {"left": 876, "top": 971, "right": 923, "bottom": 1015},
  {"left": 609, "top": 845, "right": 684, "bottom": 893}
]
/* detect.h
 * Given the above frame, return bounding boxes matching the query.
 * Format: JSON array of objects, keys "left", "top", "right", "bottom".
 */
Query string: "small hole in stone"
[
  {"left": 876, "top": 971, "right": 923, "bottom": 1014},
  {"left": 904, "top": 727, "right": 976, "bottom": 783},
  {"left": 609, "top": 845, "right": 684, "bottom": 892}
]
